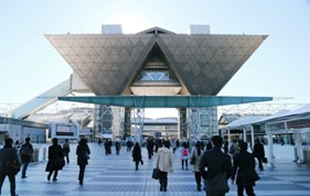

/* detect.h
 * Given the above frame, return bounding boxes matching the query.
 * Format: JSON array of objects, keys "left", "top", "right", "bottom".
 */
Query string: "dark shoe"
[
  {"left": 53, "top": 178, "right": 58, "bottom": 182},
  {"left": 197, "top": 187, "right": 201, "bottom": 191},
  {"left": 164, "top": 187, "right": 167, "bottom": 192},
  {"left": 79, "top": 181, "right": 83, "bottom": 185},
  {"left": 21, "top": 176, "right": 27, "bottom": 179},
  {"left": 47, "top": 175, "right": 51, "bottom": 181},
  {"left": 160, "top": 186, "right": 163, "bottom": 192}
]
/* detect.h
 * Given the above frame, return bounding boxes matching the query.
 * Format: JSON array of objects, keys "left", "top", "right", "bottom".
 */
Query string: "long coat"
[
  {"left": 45, "top": 144, "right": 64, "bottom": 171},
  {"left": 191, "top": 148, "right": 202, "bottom": 172},
  {"left": 76, "top": 143, "right": 90, "bottom": 166},
  {"left": 231, "top": 150, "right": 256, "bottom": 186},
  {"left": 155, "top": 147, "right": 173, "bottom": 172},
  {"left": 253, "top": 142, "right": 265, "bottom": 159},
  {"left": 132, "top": 145, "right": 142, "bottom": 162}
]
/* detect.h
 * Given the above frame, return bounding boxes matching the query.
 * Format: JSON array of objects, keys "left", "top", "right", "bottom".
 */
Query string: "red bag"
[{"left": 182, "top": 149, "right": 188, "bottom": 156}]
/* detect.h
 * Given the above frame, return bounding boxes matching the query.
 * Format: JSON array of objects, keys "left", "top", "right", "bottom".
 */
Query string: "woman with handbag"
[
  {"left": 76, "top": 138, "right": 91, "bottom": 185},
  {"left": 190, "top": 141, "right": 203, "bottom": 191},
  {"left": 46, "top": 138, "right": 64, "bottom": 182},
  {"left": 231, "top": 141, "right": 259, "bottom": 196},
  {"left": 155, "top": 140, "right": 173, "bottom": 192}
]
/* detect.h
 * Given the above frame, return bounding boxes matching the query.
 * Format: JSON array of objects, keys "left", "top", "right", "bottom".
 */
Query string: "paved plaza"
[{"left": 1, "top": 143, "right": 310, "bottom": 196}]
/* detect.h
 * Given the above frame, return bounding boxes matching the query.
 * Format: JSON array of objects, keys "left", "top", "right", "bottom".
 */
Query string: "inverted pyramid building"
[{"left": 46, "top": 25, "right": 267, "bottom": 96}]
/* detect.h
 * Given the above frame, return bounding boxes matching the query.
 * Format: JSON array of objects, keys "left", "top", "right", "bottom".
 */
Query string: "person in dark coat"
[
  {"left": 253, "top": 139, "right": 265, "bottom": 171},
  {"left": 104, "top": 139, "right": 112, "bottom": 155},
  {"left": 146, "top": 138, "right": 154, "bottom": 159},
  {"left": 62, "top": 139, "right": 70, "bottom": 164},
  {"left": 46, "top": 138, "right": 64, "bottom": 182},
  {"left": 0, "top": 138, "right": 21, "bottom": 196},
  {"left": 231, "top": 141, "right": 257, "bottom": 196},
  {"left": 115, "top": 141, "right": 121, "bottom": 155},
  {"left": 76, "top": 138, "right": 90, "bottom": 185},
  {"left": 223, "top": 140, "right": 229, "bottom": 154},
  {"left": 19, "top": 137, "right": 34, "bottom": 178},
  {"left": 132, "top": 142, "right": 142, "bottom": 170},
  {"left": 126, "top": 140, "right": 133, "bottom": 152},
  {"left": 199, "top": 135, "right": 233, "bottom": 196}
]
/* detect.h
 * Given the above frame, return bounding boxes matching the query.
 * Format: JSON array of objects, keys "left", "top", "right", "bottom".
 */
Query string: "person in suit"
[
  {"left": 0, "top": 138, "right": 21, "bottom": 196},
  {"left": 199, "top": 135, "right": 233, "bottom": 196},
  {"left": 45, "top": 138, "right": 64, "bottom": 182},
  {"left": 253, "top": 139, "right": 265, "bottom": 171},
  {"left": 231, "top": 141, "right": 258, "bottom": 196},
  {"left": 19, "top": 137, "right": 34, "bottom": 179},
  {"left": 76, "top": 138, "right": 90, "bottom": 185},
  {"left": 132, "top": 142, "right": 142, "bottom": 170},
  {"left": 146, "top": 138, "right": 154, "bottom": 159},
  {"left": 155, "top": 140, "right": 173, "bottom": 192}
]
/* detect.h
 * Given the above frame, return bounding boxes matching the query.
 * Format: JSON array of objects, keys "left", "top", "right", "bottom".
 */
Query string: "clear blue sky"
[{"left": 1, "top": 0, "right": 310, "bottom": 109}]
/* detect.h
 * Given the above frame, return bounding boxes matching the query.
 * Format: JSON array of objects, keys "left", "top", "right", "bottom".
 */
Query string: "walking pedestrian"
[
  {"left": 76, "top": 138, "right": 90, "bottom": 185},
  {"left": 19, "top": 137, "right": 34, "bottom": 178},
  {"left": 180, "top": 142, "right": 190, "bottom": 170},
  {"left": 229, "top": 140, "right": 239, "bottom": 157},
  {"left": 45, "top": 138, "right": 65, "bottom": 182},
  {"left": 104, "top": 139, "right": 112, "bottom": 155},
  {"left": 115, "top": 141, "right": 121, "bottom": 155},
  {"left": 190, "top": 141, "right": 203, "bottom": 191},
  {"left": 199, "top": 135, "right": 233, "bottom": 196},
  {"left": 231, "top": 141, "right": 259, "bottom": 196},
  {"left": 171, "top": 139, "right": 177, "bottom": 154},
  {"left": 0, "top": 138, "right": 21, "bottom": 196},
  {"left": 62, "top": 139, "right": 70, "bottom": 164},
  {"left": 253, "top": 139, "right": 265, "bottom": 171},
  {"left": 155, "top": 140, "right": 173, "bottom": 192},
  {"left": 132, "top": 142, "right": 142, "bottom": 170},
  {"left": 147, "top": 138, "right": 154, "bottom": 159},
  {"left": 126, "top": 140, "right": 133, "bottom": 152}
]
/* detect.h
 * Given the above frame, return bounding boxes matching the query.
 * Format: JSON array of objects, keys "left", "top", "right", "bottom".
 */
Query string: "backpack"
[
  {"left": 21, "top": 144, "right": 33, "bottom": 156},
  {"left": 182, "top": 149, "right": 188, "bottom": 156}
]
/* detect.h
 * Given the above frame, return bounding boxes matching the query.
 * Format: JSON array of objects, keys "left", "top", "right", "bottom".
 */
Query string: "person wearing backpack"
[
  {"left": 0, "top": 138, "right": 21, "bottom": 196},
  {"left": 19, "top": 137, "right": 34, "bottom": 179},
  {"left": 180, "top": 142, "right": 190, "bottom": 170}
]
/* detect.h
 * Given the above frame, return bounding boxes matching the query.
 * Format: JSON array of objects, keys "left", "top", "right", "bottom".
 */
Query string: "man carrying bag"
[{"left": 199, "top": 136, "right": 232, "bottom": 196}]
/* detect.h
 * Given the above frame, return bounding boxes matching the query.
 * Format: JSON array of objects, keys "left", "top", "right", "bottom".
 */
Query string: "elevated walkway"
[{"left": 11, "top": 78, "right": 72, "bottom": 119}]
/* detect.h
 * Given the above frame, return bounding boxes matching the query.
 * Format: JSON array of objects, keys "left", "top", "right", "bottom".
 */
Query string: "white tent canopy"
[{"left": 224, "top": 103, "right": 310, "bottom": 167}]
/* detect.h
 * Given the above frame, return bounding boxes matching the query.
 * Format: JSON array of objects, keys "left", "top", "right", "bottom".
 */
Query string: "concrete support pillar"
[
  {"left": 228, "top": 128, "right": 231, "bottom": 145},
  {"left": 220, "top": 128, "right": 224, "bottom": 138},
  {"left": 243, "top": 127, "right": 247, "bottom": 142},
  {"left": 267, "top": 128, "right": 274, "bottom": 168},
  {"left": 250, "top": 125, "right": 255, "bottom": 151},
  {"left": 296, "top": 130, "right": 303, "bottom": 163}
]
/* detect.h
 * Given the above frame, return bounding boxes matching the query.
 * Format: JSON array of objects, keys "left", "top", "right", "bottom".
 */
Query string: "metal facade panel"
[
  {"left": 46, "top": 34, "right": 156, "bottom": 95},
  {"left": 46, "top": 30, "right": 266, "bottom": 96},
  {"left": 157, "top": 34, "right": 266, "bottom": 95}
]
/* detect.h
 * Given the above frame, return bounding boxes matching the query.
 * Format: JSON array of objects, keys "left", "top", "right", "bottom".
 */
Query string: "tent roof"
[
  {"left": 225, "top": 115, "right": 266, "bottom": 129},
  {"left": 252, "top": 103, "right": 310, "bottom": 124}
]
